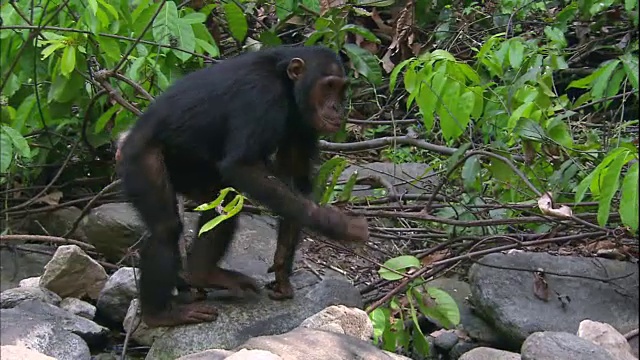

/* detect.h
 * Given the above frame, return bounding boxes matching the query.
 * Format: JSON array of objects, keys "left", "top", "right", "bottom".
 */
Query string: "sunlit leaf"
[
  {"left": 620, "top": 161, "right": 639, "bottom": 231},
  {"left": 223, "top": 1, "right": 248, "bottom": 42},
  {"left": 344, "top": 44, "right": 382, "bottom": 86}
]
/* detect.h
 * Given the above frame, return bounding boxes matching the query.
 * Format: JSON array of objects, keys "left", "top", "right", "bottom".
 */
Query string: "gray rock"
[
  {"left": 40, "top": 245, "right": 108, "bottom": 300},
  {"left": 521, "top": 331, "right": 615, "bottom": 360},
  {"left": 177, "top": 349, "right": 235, "bottom": 360},
  {"left": 24, "top": 206, "right": 88, "bottom": 242},
  {"left": 13, "top": 299, "right": 108, "bottom": 345},
  {"left": 143, "top": 270, "right": 364, "bottom": 359},
  {"left": 468, "top": 252, "right": 639, "bottom": 348},
  {"left": 1, "top": 307, "right": 90, "bottom": 360},
  {"left": 0, "top": 286, "right": 61, "bottom": 308},
  {"left": 297, "top": 305, "right": 373, "bottom": 341},
  {"left": 1, "top": 345, "right": 56, "bottom": 359},
  {"left": 78, "top": 202, "right": 200, "bottom": 262},
  {"left": 226, "top": 349, "right": 283, "bottom": 360},
  {"left": 458, "top": 347, "right": 520, "bottom": 360},
  {"left": 19, "top": 276, "right": 41, "bottom": 287},
  {"left": 433, "top": 330, "right": 459, "bottom": 351},
  {"left": 96, "top": 267, "right": 140, "bottom": 323},
  {"left": 60, "top": 297, "right": 97, "bottom": 320},
  {"left": 0, "top": 244, "right": 52, "bottom": 291},
  {"left": 338, "top": 162, "right": 438, "bottom": 199},
  {"left": 577, "top": 320, "right": 637, "bottom": 360},
  {"left": 238, "top": 327, "right": 408, "bottom": 360},
  {"left": 450, "top": 341, "right": 481, "bottom": 359}
]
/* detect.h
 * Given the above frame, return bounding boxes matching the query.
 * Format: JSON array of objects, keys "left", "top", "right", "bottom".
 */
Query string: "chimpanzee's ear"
[{"left": 287, "top": 58, "right": 305, "bottom": 80}]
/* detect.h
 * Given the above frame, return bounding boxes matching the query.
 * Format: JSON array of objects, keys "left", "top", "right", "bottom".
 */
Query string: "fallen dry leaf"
[
  {"left": 35, "top": 191, "right": 63, "bottom": 206},
  {"left": 533, "top": 269, "right": 550, "bottom": 301},
  {"left": 538, "top": 192, "right": 573, "bottom": 218}
]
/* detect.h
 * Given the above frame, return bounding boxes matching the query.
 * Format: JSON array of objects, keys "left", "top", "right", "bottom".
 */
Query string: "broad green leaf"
[
  {"left": 152, "top": 1, "right": 179, "bottom": 49},
  {"left": 378, "top": 255, "right": 420, "bottom": 281},
  {"left": 41, "top": 42, "right": 65, "bottom": 60},
  {"left": 343, "top": 44, "right": 382, "bottom": 86},
  {"left": 61, "top": 46, "right": 77, "bottom": 77},
  {"left": 575, "top": 167, "right": 597, "bottom": 203},
  {"left": 97, "top": 0, "right": 119, "bottom": 19},
  {"left": 134, "top": 2, "right": 161, "bottom": 35},
  {"left": 605, "top": 68, "right": 626, "bottom": 107},
  {"left": 223, "top": 1, "right": 248, "bottom": 42},
  {"left": 313, "top": 156, "right": 346, "bottom": 201},
  {"left": 48, "top": 70, "right": 84, "bottom": 103},
  {"left": 369, "top": 308, "right": 388, "bottom": 342},
  {"left": 275, "top": 0, "right": 296, "bottom": 20},
  {"left": 193, "top": 23, "right": 220, "bottom": 57},
  {"left": 456, "top": 63, "right": 480, "bottom": 84},
  {"left": 514, "top": 118, "right": 544, "bottom": 142},
  {"left": 2, "top": 125, "right": 30, "bottom": 158},
  {"left": 429, "top": 49, "right": 456, "bottom": 62},
  {"left": 544, "top": 26, "right": 567, "bottom": 48},
  {"left": 97, "top": 36, "right": 121, "bottom": 63},
  {"left": 439, "top": 81, "right": 465, "bottom": 141},
  {"left": 620, "top": 53, "right": 639, "bottom": 90},
  {"left": 415, "top": 82, "right": 436, "bottom": 131},
  {"left": 389, "top": 58, "right": 413, "bottom": 92},
  {"left": 620, "top": 161, "right": 639, "bottom": 231},
  {"left": 338, "top": 172, "right": 358, "bottom": 202},
  {"left": 0, "top": 132, "right": 13, "bottom": 173},
  {"left": 181, "top": 12, "right": 207, "bottom": 24},
  {"left": 14, "top": 94, "right": 37, "bottom": 132},
  {"left": 199, "top": 214, "right": 230, "bottom": 235},
  {"left": 547, "top": 117, "right": 574, "bottom": 148},
  {"left": 597, "top": 149, "right": 630, "bottom": 226},
  {"left": 259, "top": 30, "right": 283, "bottom": 46},
  {"left": 340, "top": 24, "right": 380, "bottom": 43},
  {"left": 173, "top": 18, "right": 197, "bottom": 62},
  {"left": 94, "top": 106, "right": 119, "bottom": 134},
  {"left": 568, "top": 71, "right": 598, "bottom": 89},
  {"left": 461, "top": 155, "right": 481, "bottom": 192},
  {"left": 591, "top": 60, "right": 620, "bottom": 100},
  {"left": 422, "top": 287, "right": 460, "bottom": 327},
  {"left": 301, "top": 0, "right": 320, "bottom": 12},
  {"left": 507, "top": 102, "right": 535, "bottom": 131},
  {"left": 508, "top": 40, "right": 525, "bottom": 69},
  {"left": 88, "top": 0, "right": 98, "bottom": 15}
]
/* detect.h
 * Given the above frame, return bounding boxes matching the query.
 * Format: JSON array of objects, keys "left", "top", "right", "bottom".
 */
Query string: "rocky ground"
[{"left": 1, "top": 162, "right": 638, "bottom": 359}]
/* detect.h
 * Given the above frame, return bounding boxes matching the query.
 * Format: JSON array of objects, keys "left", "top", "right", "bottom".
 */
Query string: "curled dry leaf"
[
  {"left": 382, "top": 0, "right": 414, "bottom": 73},
  {"left": 538, "top": 192, "right": 573, "bottom": 218},
  {"left": 35, "top": 190, "right": 63, "bottom": 206}
]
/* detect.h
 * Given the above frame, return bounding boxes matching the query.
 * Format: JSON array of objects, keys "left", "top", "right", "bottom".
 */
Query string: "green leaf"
[
  {"left": 41, "top": 42, "right": 65, "bottom": 60},
  {"left": 514, "top": 118, "right": 545, "bottom": 142},
  {"left": 625, "top": 0, "right": 637, "bottom": 11},
  {"left": 544, "top": 26, "right": 567, "bottom": 48},
  {"left": 193, "top": 23, "right": 220, "bottom": 57},
  {"left": 378, "top": 255, "right": 420, "bottom": 281},
  {"left": 456, "top": 63, "right": 480, "bottom": 84},
  {"left": 275, "top": 0, "right": 296, "bottom": 20},
  {"left": 181, "top": 12, "right": 207, "bottom": 24},
  {"left": 620, "top": 161, "right": 639, "bottom": 231},
  {"left": 195, "top": 187, "right": 232, "bottom": 211},
  {"left": 88, "top": 0, "right": 98, "bottom": 15},
  {"left": 343, "top": 44, "right": 382, "bottom": 86},
  {"left": 14, "top": 94, "right": 36, "bottom": 132},
  {"left": 597, "top": 149, "right": 630, "bottom": 226},
  {"left": 0, "top": 132, "right": 13, "bottom": 173},
  {"left": 94, "top": 106, "right": 119, "bottom": 134},
  {"left": 507, "top": 102, "right": 535, "bottom": 131},
  {"left": 223, "top": 1, "right": 248, "bottom": 42},
  {"left": 421, "top": 287, "right": 460, "bottom": 328},
  {"left": 508, "top": 40, "right": 525, "bottom": 69},
  {"left": 415, "top": 82, "right": 436, "bottom": 131},
  {"left": 547, "top": 117, "right": 574, "bottom": 148},
  {"left": 620, "top": 53, "right": 639, "bottom": 90},
  {"left": 61, "top": 45, "right": 77, "bottom": 77},
  {"left": 461, "top": 155, "right": 481, "bottom": 192},
  {"left": 199, "top": 214, "right": 229, "bottom": 235},
  {"left": 369, "top": 308, "right": 388, "bottom": 342},
  {"left": 152, "top": 1, "right": 179, "bottom": 49},
  {"left": 173, "top": 18, "right": 197, "bottom": 62},
  {"left": 340, "top": 24, "right": 380, "bottom": 44},
  {"left": 2, "top": 125, "right": 30, "bottom": 158},
  {"left": 591, "top": 60, "right": 620, "bottom": 100},
  {"left": 97, "top": 36, "right": 121, "bottom": 63}
]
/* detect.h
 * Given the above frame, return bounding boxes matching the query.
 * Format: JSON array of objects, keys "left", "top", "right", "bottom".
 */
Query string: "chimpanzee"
[{"left": 117, "top": 45, "right": 369, "bottom": 328}]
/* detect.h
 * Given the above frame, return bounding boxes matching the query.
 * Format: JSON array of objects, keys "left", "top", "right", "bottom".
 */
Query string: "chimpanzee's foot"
[
  {"left": 265, "top": 279, "right": 294, "bottom": 300},
  {"left": 186, "top": 267, "right": 260, "bottom": 296},
  {"left": 143, "top": 301, "right": 218, "bottom": 328}
]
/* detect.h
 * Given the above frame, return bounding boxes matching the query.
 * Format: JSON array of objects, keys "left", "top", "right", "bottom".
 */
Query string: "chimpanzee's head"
[{"left": 285, "top": 48, "right": 348, "bottom": 134}]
